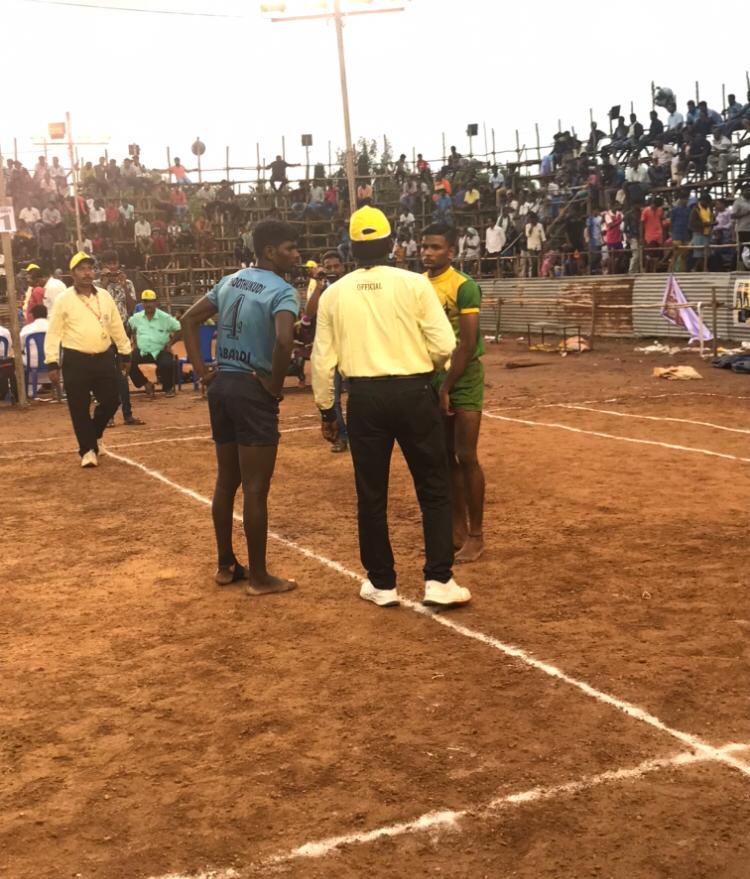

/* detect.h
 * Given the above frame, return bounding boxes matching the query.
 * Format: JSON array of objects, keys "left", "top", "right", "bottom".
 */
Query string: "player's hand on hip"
[{"left": 201, "top": 365, "right": 218, "bottom": 389}]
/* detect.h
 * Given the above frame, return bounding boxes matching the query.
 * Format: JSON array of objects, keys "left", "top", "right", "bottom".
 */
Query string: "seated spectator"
[
  {"left": 19, "top": 203, "right": 42, "bottom": 240},
  {"left": 193, "top": 214, "right": 214, "bottom": 250},
  {"left": 627, "top": 113, "right": 644, "bottom": 150},
  {"left": 458, "top": 226, "right": 481, "bottom": 274},
  {"left": 170, "top": 185, "right": 189, "bottom": 219},
  {"left": 713, "top": 198, "right": 733, "bottom": 246},
  {"left": 432, "top": 172, "right": 452, "bottom": 199},
  {"left": 20, "top": 305, "right": 49, "bottom": 366},
  {"left": 49, "top": 157, "right": 68, "bottom": 194},
  {"left": 404, "top": 234, "right": 418, "bottom": 269},
  {"left": 169, "top": 157, "right": 192, "bottom": 185},
  {"left": 638, "top": 110, "right": 664, "bottom": 150},
  {"left": 432, "top": 189, "right": 453, "bottom": 224},
  {"left": 324, "top": 181, "right": 338, "bottom": 213},
  {"left": 119, "top": 198, "right": 135, "bottom": 230},
  {"left": 489, "top": 165, "right": 505, "bottom": 205},
  {"left": 416, "top": 153, "right": 431, "bottom": 181},
  {"left": 151, "top": 226, "right": 169, "bottom": 255},
  {"left": 647, "top": 155, "right": 669, "bottom": 188},
  {"left": 708, "top": 130, "right": 733, "bottom": 177},
  {"left": 686, "top": 130, "right": 711, "bottom": 176},
  {"left": 24, "top": 281, "right": 46, "bottom": 324},
  {"left": 128, "top": 290, "right": 181, "bottom": 397},
  {"left": 686, "top": 100, "right": 699, "bottom": 125},
  {"left": 447, "top": 145, "right": 462, "bottom": 173},
  {"left": 664, "top": 102, "right": 684, "bottom": 142},
  {"left": 698, "top": 100, "right": 723, "bottom": 128},
  {"left": 396, "top": 207, "right": 415, "bottom": 237},
  {"left": 651, "top": 139, "right": 675, "bottom": 167},
  {"left": 167, "top": 219, "right": 182, "bottom": 247},
  {"left": 307, "top": 181, "right": 326, "bottom": 215},
  {"left": 88, "top": 198, "right": 107, "bottom": 232},
  {"left": 356, "top": 179, "right": 373, "bottom": 206},
  {"left": 44, "top": 268, "right": 67, "bottom": 315},
  {"left": 722, "top": 89, "right": 750, "bottom": 136},
  {"left": 266, "top": 155, "right": 300, "bottom": 191},
  {"left": 93, "top": 156, "right": 108, "bottom": 195},
  {"left": 41, "top": 199, "right": 65, "bottom": 240},
  {"left": 134, "top": 216, "right": 152, "bottom": 255},
  {"left": 463, "top": 181, "right": 481, "bottom": 209},
  {"left": 587, "top": 122, "right": 606, "bottom": 154},
  {"left": 610, "top": 116, "right": 630, "bottom": 152}
]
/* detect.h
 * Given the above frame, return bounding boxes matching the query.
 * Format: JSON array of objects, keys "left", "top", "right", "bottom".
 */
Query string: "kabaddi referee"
[
  {"left": 45, "top": 252, "right": 131, "bottom": 468},
  {"left": 311, "top": 206, "right": 471, "bottom": 608}
]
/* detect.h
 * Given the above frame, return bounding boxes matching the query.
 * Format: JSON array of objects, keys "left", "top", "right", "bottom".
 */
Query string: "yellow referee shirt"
[
  {"left": 44, "top": 286, "right": 132, "bottom": 364},
  {"left": 311, "top": 265, "right": 455, "bottom": 411}
]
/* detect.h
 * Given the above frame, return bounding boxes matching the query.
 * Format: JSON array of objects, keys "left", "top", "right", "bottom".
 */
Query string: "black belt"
[
  {"left": 62, "top": 347, "right": 114, "bottom": 358},
  {"left": 347, "top": 372, "right": 433, "bottom": 383}
]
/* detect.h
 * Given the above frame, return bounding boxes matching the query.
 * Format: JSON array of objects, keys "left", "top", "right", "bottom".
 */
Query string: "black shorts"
[{"left": 207, "top": 371, "right": 280, "bottom": 447}]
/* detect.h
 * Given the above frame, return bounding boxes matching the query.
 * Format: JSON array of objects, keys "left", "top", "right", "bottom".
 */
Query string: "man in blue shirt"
[
  {"left": 669, "top": 193, "right": 691, "bottom": 272},
  {"left": 181, "top": 220, "right": 299, "bottom": 595}
]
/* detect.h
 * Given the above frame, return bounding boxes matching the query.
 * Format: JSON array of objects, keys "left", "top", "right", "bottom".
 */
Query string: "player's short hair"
[
  {"left": 321, "top": 250, "right": 341, "bottom": 263},
  {"left": 31, "top": 304, "right": 48, "bottom": 319},
  {"left": 421, "top": 222, "right": 458, "bottom": 248},
  {"left": 254, "top": 220, "right": 298, "bottom": 258}
]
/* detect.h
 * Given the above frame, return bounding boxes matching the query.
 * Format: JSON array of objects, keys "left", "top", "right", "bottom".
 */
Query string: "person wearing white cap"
[
  {"left": 44, "top": 252, "right": 132, "bottom": 468},
  {"left": 311, "top": 206, "right": 472, "bottom": 609}
]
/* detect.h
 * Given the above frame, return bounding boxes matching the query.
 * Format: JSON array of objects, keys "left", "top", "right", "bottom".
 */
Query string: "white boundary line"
[
  {"left": 485, "top": 391, "right": 750, "bottom": 414},
  {"left": 148, "top": 742, "right": 750, "bottom": 877},
  {"left": 554, "top": 404, "right": 750, "bottom": 435},
  {"left": 100, "top": 444, "right": 750, "bottom": 780},
  {"left": 483, "top": 412, "right": 750, "bottom": 465},
  {"left": 0, "top": 427, "right": 318, "bottom": 461}
]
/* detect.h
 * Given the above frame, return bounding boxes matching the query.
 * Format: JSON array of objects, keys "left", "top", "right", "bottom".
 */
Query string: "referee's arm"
[
  {"left": 311, "top": 295, "right": 338, "bottom": 416},
  {"left": 417, "top": 278, "right": 456, "bottom": 370},
  {"left": 107, "top": 296, "right": 132, "bottom": 359},
  {"left": 44, "top": 297, "right": 65, "bottom": 370}
]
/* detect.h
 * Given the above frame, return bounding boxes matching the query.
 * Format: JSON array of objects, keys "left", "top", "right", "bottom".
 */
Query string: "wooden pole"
[
  {"left": 0, "top": 156, "right": 28, "bottom": 406},
  {"left": 282, "top": 135, "right": 286, "bottom": 160},
  {"left": 589, "top": 289, "right": 597, "bottom": 351},
  {"left": 13, "top": 138, "right": 18, "bottom": 161},
  {"left": 491, "top": 127, "right": 496, "bottom": 163},
  {"left": 711, "top": 287, "right": 718, "bottom": 356},
  {"left": 305, "top": 144, "right": 310, "bottom": 182},
  {"left": 225, "top": 145, "right": 229, "bottom": 180},
  {"left": 483, "top": 122, "right": 488, "bottom": 160},
  {"left": 535, "top": 123, "right": 541, "bottom": 163},
  {"left": 442, "top": 132, "right": 446, "bottom": 165},
  {"left": 651, "top": 81, "right": 655, "bottom": 109},
  {"left": 334, "top": 0, "right": 357, "bottom": 211},
  {"left": 197, "top": 151, "right": 202, "bottom": 184},
  {"left": 256, "top": 143, "right": 261, "bottom": 187},
  {"left": 328, "top": 140, "right": 332, "bottom": 176},
  {"left": 695, "top": 81, "right": 700, "bottom": 102},
  {"left": 515, "top": 129, "right": 520, "bottom": 163},
  {"left": 66, "top": 111, "right": 82, "bottom": 247},
  {"left": 166, "top": 146, "right": 171, "bottom": 180}
]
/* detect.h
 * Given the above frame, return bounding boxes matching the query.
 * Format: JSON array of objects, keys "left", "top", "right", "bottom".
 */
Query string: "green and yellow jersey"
[{"left": 424, "top": 265, "right": 483, "bottom": 361}]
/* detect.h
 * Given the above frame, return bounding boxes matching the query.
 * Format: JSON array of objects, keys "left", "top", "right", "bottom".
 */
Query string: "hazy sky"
[{"left": 4, "top": 0, "right": 749, "bottom": 183}]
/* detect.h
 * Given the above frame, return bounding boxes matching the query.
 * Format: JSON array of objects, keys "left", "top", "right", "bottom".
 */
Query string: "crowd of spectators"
[{"left": 3, "top": 86, "right": 749, "bottom": 292}]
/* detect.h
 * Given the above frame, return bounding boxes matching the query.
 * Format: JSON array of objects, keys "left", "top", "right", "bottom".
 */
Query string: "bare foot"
[
  {"left": 455, "top": 535, "right": 484, "bottom": 564},
  {"left": 453, "top": 532, "right": 468, "bottom": 552},
  {"left": 246, "top": 573, "right": 298, "bottom": 596},
  {"left": 215, "top": 562, "right": 247, "bottom": 586}
]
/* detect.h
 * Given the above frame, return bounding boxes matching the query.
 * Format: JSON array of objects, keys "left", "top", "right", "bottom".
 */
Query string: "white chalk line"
[
  {"left": 483, "top": 412, "right": 750, "bottom": 465},
  {"left": 148, "top": 742, "right": 750, "bottom": 877},
  {"left": 555, "top": 404, "right": 750, "bottom": 435},
  {"left": 0, "top": 427, "right": 317, "bottom": 461},
  {"left": 100, "top": 444, "right": 750, "bottom": 781},
  {"left": 485, "top": 391, "right": 750, "bottom": 414}
]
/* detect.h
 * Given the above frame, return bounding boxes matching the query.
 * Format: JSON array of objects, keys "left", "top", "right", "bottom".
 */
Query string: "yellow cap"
[
  {"left": 141, "top": 289, "right": 157, "bottom": 300},
  {"left": 305, "top": 260, "right": 318, "bottom": 269},
  {"left": 349, "top": 206, "right": 391, "bottom": 242},
  {"left": 69, "top": 251, "right": 95, "bottom": 271},
  {"left": 26, "top": 262, "right": 41, "bottom": 271}
]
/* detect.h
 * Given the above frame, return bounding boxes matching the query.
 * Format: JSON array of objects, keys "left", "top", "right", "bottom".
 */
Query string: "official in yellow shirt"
[
  {"left": 45, "top": 252, "right": 132, "bottom": 468},
  {"left": 311, "top": 206, "right": 471, "bottom": 609}
]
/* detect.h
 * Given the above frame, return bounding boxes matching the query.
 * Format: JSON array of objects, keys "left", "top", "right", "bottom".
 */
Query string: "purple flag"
[{"left": 660, "top": 274, "right": 713, "bottom": 342}]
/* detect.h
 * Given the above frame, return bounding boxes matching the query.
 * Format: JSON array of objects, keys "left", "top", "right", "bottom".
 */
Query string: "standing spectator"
[
  {"left": 603, "top": 203, "right": 624, "bottom": 273},
  {"left": 128, "top": 290, "right": 180, "bottom": 397},
  {"left": 524, "top": 214, "right": 546, "bottom": 277},
  {"left": 356, "top": 178, "right": 373, "bottom": 206},
  {"left": 731, "top": 184, "right": 750, "bottom": 254},
  {"left": 100, "top": 251, "right": 144, "bottom": 426},
  {"left": 458, "top": 226, "right": 481, "bottom": 275},
  {"left": 44, "top": 252, "right": 132, "bottom": 468},
  {"left": 484, "top": 220, "right": 506, "bottom": 274},
  {"left": 668, "top": 192, "right": 691, "bottom": 272},
  {"left": 641, "top": 196, "right": 666, "bottom": 271},
  {"left": 688, "top": 194, "right": 714, "bottom": 271},
  {"left": 585, "top": 208, "right": 603, "bottom": 272},
  {"left": 44, "top": 269, "right": 67, "bottom": 315},
  {"left": 394, "top": 153, "right": 408, "bottom": 184}
]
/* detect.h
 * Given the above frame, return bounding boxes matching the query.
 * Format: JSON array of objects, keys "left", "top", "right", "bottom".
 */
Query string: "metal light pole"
[{"left": 264, "top": 1, "right": 406, "bottom": 212}]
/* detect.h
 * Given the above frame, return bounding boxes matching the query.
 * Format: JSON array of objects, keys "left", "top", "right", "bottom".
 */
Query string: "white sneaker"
[
  {"left": 423, "top": 578, "right": 471, "bottom": 607},
  {"left": 359, "top": 579, "right": 400, "bottom": 608},
  {"left": 81, "top": 450, "right": 98, "bottom": 469}
]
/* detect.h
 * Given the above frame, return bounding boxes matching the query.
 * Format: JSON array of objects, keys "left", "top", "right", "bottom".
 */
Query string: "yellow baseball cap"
[
  {"left": 304, "top": 260, "right": 318, "bottom": 268},
  {"left": 26, "top": 262, "right": 41, "bottom": 271},
  {"left": 141, "top": 289, "right": 157, "bottom": 300},
  {"left": 349, "top": 206, "right": 391, "bottom": 242},
  {"left": 69, "top": 251, "right": 95, "bottom": 270}
]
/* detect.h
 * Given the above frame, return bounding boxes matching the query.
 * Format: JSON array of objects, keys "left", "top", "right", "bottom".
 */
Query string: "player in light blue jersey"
[{"left": 181, "top": 221, "right": 300, "bottom": 595}]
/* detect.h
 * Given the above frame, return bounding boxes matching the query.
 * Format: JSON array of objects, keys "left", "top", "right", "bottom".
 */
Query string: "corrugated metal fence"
[{"left": 479, "top": 273, "right": 750, "bottom": 342}]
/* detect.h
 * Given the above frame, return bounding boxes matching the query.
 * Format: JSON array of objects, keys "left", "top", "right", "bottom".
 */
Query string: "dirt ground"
[{"left": 2, "top": 339, "right": 750, "bottom": 879}]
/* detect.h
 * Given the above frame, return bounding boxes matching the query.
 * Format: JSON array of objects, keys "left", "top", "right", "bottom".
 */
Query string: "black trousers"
[
  {"left": 346, "top": 375, "right": 454, "bottom": 589},
  {"left": 61, "top": 348, "right": 121, "bottom": 456},
  {"left": 130, "top": 349, "right": 176, "bottom": 391}
]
